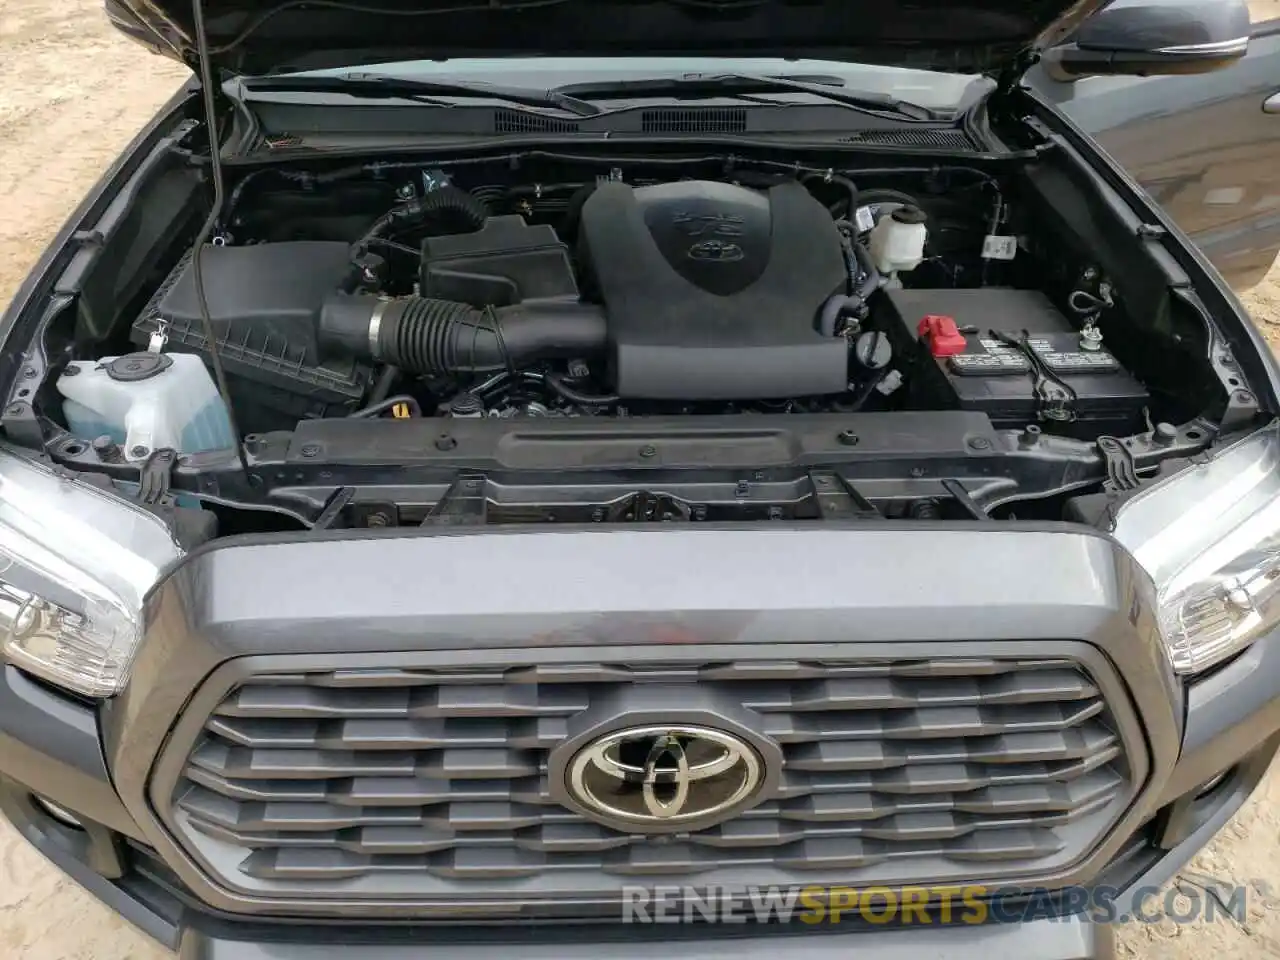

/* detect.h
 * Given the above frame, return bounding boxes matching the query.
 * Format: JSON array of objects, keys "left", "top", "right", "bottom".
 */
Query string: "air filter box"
[{"left": 131, "top": 241, "right": 372, "bottom": 429}]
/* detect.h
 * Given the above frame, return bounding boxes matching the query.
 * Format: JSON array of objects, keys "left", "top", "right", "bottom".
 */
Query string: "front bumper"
[
  {"left": 176, "top": 914, "right": 1116, "bottom": 959},
  {"left": 1, "top": 525, "right": 1278, "bottom": 958}
]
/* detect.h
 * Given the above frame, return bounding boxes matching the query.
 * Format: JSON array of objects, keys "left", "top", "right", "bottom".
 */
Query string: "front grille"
[{"left": 162, "top": 653, "right": 1136, "bottom": 904}]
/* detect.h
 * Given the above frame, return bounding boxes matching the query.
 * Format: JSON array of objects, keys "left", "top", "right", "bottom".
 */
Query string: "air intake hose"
[
  {"left": 320, "top": 294, "right": 608, "bottom": 374},
  {"left": 352, "top": 185, "right": 489, "bottom": 258}
]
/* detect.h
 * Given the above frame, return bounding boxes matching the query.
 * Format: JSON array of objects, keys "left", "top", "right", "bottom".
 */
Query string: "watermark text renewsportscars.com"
[{"left": 620, "top": 883, "right": 1253, "bottom": 925}]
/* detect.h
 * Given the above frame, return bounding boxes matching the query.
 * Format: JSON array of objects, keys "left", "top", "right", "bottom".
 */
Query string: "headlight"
[
  {"left": 1112, "top": 422, "right": 1280, "bottom": 675},
  {"left": 0, "top": 450, "right": 181, "bottom": 698}
]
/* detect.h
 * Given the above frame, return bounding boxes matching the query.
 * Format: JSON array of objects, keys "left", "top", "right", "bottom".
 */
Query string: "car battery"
[{"left": 879, "top": 287, "right": 1149, "bottom": 432}]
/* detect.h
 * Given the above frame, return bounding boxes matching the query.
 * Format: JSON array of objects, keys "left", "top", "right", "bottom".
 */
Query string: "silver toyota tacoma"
[{"left": 1, "top": 0, "right": 1279, "bottom": 957}]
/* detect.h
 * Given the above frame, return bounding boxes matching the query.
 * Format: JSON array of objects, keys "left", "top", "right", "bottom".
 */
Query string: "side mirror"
[{"left": 1042, "top": 0, "right": 1250, "bottom": 80}]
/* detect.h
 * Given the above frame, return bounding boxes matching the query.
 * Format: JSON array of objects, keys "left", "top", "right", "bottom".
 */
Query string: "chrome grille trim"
[{"left": 152, "top": 644, "right": 1145, "bottom": 911}]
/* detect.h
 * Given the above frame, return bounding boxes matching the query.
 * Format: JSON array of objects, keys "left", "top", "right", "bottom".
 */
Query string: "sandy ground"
[{"left": 0, "top": 1, "right": 1278, "bottom": 956}]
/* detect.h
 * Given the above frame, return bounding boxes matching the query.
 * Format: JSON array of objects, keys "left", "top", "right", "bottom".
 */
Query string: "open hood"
[{"left": 106, "top": 0, "right": 1109, "bottom": 78}]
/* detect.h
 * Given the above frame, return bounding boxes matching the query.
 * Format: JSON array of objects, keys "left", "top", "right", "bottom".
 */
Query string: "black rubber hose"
[
  {"left": 818, "top": 294, "right": 863, "bottom": 338},
  {"left": 544, "top": 372, "right": 620, "bottom": 406},
  {"left": 348, "top": 394, "right": 423, "bottom": 419},
  {"left": 367, "top": 364, "right": 400, "bottom": 405},
  {"left": 852, "top": 241, "right": 881, "bottom": 298},
  {"left": 802, "top": 173, "right": 858, "bottom": 216},
  {"left": 320, "top": 294, "right": 608, "bottom": 375},
  {"left": 818, "top": 242, "right": 880, "bottom": 337},
  {"left": 417, "top": 184, "right": 489, "bottom": 227},
  {"left": 351, "top": 185, "right": 488, "bottom": 259},
  {"left": 829, "top": 174, "right": 859, "bottom": 216}
]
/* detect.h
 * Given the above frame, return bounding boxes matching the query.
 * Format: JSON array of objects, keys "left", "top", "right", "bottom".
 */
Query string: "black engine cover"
[{"left": 579, "top": 180, "right": 849, "bottom": 399}]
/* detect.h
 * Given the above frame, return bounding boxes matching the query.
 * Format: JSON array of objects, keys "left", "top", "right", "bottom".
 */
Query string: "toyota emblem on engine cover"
[{"left": 566, "top": 725, "right": 764, "bottom": 829}]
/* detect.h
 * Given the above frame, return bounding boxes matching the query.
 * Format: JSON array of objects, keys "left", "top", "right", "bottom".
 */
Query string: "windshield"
[{"left": 267, "top": 56, "right": 991, "bottom": 112}]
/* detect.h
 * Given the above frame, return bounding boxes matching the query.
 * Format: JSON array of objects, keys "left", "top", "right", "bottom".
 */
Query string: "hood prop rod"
[{"left": 188, "top": 0, "right": 251, "bottom": 480}]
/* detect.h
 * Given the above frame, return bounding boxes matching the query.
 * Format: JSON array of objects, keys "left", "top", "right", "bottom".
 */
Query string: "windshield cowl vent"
[
  {"left": 641, "top": 108, "right": 748, "bottom": 133},
  {"left": 840, "top": 128, "right": 977, "bottom": 150},
  {"left": 494, "top": 109, "right": 580, "bottom": 134}
]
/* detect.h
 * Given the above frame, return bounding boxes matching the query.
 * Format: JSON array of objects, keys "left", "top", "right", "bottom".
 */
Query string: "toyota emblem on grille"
[{"left": 566, "top": 725, "right": 764, "bottom": 828}]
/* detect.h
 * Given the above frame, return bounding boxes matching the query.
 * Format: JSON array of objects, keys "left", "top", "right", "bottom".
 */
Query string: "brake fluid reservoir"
[
  {"left": 868, "top": 204, "right": 928, "bottom": 275},
  {"left": 56, "top": 353, "right": 235, "bottom": 460}
]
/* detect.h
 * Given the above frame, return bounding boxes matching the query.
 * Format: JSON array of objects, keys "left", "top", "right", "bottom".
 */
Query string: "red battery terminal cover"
[{"left": 917, "top": 314, "right": 967, "bottom": 357}]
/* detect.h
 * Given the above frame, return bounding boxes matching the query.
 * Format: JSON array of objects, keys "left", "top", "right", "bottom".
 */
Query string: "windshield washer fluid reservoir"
[
  {"left": 868, "top": 204, "right": 928, "bottom": 275},
  {"left": 56, "top": 352, "right": 235, "bottom": 460}
]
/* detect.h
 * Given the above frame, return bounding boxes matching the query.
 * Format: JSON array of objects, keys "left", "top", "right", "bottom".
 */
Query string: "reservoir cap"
[{"left": 105, "top": 352, "right": 174, "bottom": 382}]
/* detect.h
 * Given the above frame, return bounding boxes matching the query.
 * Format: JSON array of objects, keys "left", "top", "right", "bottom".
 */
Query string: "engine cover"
[{"left": 579, "top": 180, "right": 849, "bottom": 399}]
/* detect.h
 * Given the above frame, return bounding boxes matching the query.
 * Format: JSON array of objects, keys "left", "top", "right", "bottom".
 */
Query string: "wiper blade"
[
  {"left": 240, "top": 73, "right": 602, "bottom": 118},
  {"left": 553, "top": 73, "right": 943, "bottom": 121}
]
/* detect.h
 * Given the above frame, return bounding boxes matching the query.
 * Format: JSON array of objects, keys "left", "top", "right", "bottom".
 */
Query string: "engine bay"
[
  {"left": 122, "top": 158, "right": 1153, "bottom": 429},
  {"left": 15, "top": 143, "right": 1254, "bottom": 535}
]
